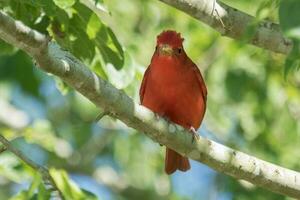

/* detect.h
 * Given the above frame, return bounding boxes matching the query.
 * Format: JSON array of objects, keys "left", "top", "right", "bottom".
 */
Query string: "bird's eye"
[
  {"left": 177, "top": 48, "right": 182, "bottom": 54},
  {"left": 155, "top": 46, "right": 158, "bottom": 51}
]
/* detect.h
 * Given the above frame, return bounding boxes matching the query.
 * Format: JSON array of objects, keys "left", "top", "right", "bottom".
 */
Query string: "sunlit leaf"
[
  {"left": 54, "top": 77, "right": 70, "bottom": 95},
  {"left": 92, "top": 60, "right": 108, "bottom": 80},
  {"left": 87, "top": 14, "right": 102, "bottom": 39},
  {"left": 0, "top": 40, "right": 17, "bottom": 56},
  {"left": 103, "top": 51, "right": 135, "bottom": 88},
  {"left": 284, "top": 57, "right": 300, "bottom": 79},
  {"left": 50, "top": 169, "right": 98, "bottom": 200},
  {"left": 53, "top": 0, "right": 76, "bottom": 9},
  {"left": 279, "top": 0, "right": 300, "bottom": 39},
  {"left": 279, "top": 0, "right": 300, "bottom": 76}
]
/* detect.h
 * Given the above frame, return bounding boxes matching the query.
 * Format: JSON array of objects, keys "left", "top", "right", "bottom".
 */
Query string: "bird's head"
[{"left": 156, "top": 30, "right": 185, "bottom": 57}]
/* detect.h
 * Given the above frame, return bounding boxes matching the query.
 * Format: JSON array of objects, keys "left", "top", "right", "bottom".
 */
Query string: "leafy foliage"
[
  {"left": 279, "top": 0, "right": 300, "bottom": 76},
  {"left": 0, "top": 0, "right": 124, "bottom": 70}
]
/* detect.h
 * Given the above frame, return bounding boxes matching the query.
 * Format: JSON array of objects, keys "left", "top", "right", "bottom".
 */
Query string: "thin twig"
[
  {"left": 94, "top": 111, "right": 109, "bottom": 122},
  {"left": 210, "top": 0, "right": 216, "bottom": 16},
  {"left": 0, "top": 145, "right": 7, "bottom": 153},
  {"left": 68, "top": 130, "right": 114, "bottom": 167},
  {"left": 210, "top": 0, "right": 225, "bottom": 30},
  {"left": 0, "top": 134, "right": 63, "bottom": 199},
  {"left": 214, "top": 8, "right": 225, "bottom": 30}
]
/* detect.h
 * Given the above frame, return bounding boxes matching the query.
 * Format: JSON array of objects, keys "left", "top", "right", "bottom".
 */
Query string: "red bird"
[{"left": 139, "top": 30, "right": 207, "bottom": 174}]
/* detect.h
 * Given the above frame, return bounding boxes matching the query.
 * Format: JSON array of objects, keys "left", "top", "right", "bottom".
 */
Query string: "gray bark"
[{"left": 158, "top": 0, "right": 293, "bottom": 54}]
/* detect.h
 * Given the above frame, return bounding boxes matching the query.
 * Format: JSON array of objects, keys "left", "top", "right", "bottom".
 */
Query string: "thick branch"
[
  {"left": 0, "top": 11, "right": 299, "bottom": 198},
  {"left": 158, "top": 0, "right": 293, "bottom": 54}
]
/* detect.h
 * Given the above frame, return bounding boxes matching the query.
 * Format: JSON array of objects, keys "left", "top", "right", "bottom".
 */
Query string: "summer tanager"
[{"left": 139, "top": 30, "right": 207, "bottom": 174}]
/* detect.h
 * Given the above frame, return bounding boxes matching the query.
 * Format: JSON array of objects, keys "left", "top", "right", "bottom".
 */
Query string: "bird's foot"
[{"left": 189, "top": 127, "right": 199, "bottom": 143}]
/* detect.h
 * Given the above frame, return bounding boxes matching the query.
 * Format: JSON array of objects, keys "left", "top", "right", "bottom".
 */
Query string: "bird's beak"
[{"left": 158, "top": 44, "right": 173, "bottom": 56}]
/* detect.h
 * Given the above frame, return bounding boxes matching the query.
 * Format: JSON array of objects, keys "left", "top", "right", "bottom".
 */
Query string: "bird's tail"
[{"left": 165, "top": 148, "right": 190, "bottom": 174}]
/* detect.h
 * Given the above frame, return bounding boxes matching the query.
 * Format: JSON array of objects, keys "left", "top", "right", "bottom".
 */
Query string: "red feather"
[
  {"left": 157, "top": 30, "right": 184, "bottom": 48},
  {"left": 140, "top": 30, "right": 207, "bottom": 174}
]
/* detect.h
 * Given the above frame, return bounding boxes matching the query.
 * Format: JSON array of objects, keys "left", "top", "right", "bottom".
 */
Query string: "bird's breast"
[
  {"left": 148, "top": 58, "right": 187, "bottom": 99},
  {"left": 142, "top": 57, "right": 205, "bottom": 129}
]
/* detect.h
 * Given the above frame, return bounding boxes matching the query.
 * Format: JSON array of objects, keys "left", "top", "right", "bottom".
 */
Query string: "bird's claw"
[{"left": 189, "top": 127, "right": 199, "bottom": 143}]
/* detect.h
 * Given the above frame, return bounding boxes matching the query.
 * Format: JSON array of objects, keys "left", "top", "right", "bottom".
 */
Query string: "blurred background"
[{"left": 0, "top": 0, "right": 300, "bottom": 199}]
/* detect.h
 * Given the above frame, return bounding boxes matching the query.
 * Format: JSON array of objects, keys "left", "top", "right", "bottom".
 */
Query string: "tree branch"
[
  {"left": 0, "top": 134, "right": 63, "bottom": 199},
  {"left": 158, "top": 0, "right": 293, "bottom": 55},
  {"left": 0, "top": 145, "right": 7, "bottom": 154},
  {"left": 0, "top": 11, "right": 299, "bottom": 198}
]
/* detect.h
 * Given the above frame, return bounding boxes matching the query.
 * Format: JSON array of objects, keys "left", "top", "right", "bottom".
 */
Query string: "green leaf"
[
  {"left": 256, "top": 0, "right": 280, "bottom": 19},
  {"left": 0, "top": 155, "right": 25, "bottom": 183},
  {"left": 33, "top": 15, "right": 51, "bottom": 35},
  {"left": 279, "top": 0, "right": 300, "bottom": 39},
  {"left": 8, "top": 1, "right": 41, "bottom": 26},
  {"left": 9, "top": 173, "right": 51, "bottom": 200},
  {"left": 92, "top": 60, "right": 108, "bottom": 80},
  {"left": 284, "top": 56, "right": 300, "bottom": 79},
  {"left": 53, "top": 0, "right": 76, "bottom": 9},
  {"left": 37, "top": 184, "right": 51, "bottom": 200},
  {"left": 279, "top": 0, "right": 300, "bottom": 76},
  {"left": 94, "top": 0, "right": 104, "bottom": 4},
  {"left": 283, "top": 39, "right": 300, "bottom": 78},
  {"left": 225, "top": 69, "right": 260, "bottom": 102},
  {"left": 40, "top": 0, "right": 65, "bottom": 18},
  {"left": 27, "top": 175, "right": 41, "bottom": 197},
  {"left": 67, "top": 3, "right": 96, "bottom": 61},
  {"left": 107, "top": 27, "right": 124, "bottom": 62},
  {"left": 87, "top": 14, "right": 102, "bottom": 39},
  {"left": 103, "top": 51, "right": 136, "bottom": 88},
  {"left": 0, "top": 40, "right": 17, "bottom": 56},
  {"left": 50, "top": 169, "right": 98, "bottom": 200},
  {"left": 54, "top": 77, "right": 70, "bottom": 95},
  {"left": 0, "top": 51, "right": 41, "bottom": 96},
  {"left": 72, "top": 34, "right": 95, "bottom": 61},
  {"left": 95, "top": 27, "right": 124, "bottom": 70}
]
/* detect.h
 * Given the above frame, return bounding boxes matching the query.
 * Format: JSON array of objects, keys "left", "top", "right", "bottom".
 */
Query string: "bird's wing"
[
  {"left": 191, "top": 62, "right": 207, "bottom": 102},
  {"left": 139, "top": 66, "right": 150, "bottom": 104}
]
